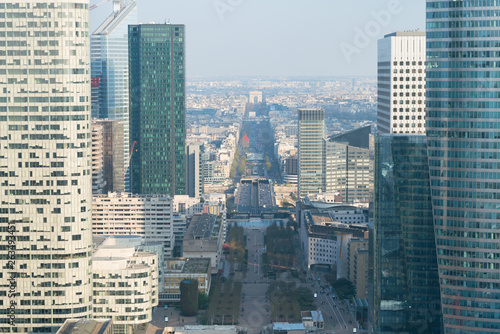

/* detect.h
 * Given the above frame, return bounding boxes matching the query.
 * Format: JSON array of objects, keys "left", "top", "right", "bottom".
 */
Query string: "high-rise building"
[
  {"left": 91, "top": 0, "right": 138, "bottom": 191},
  {"left": 427, "top": 2, "right": 500, "bottom": 333},
  {"left": 92, "top": 121, "right": 106, "bottom": 194},
  {"left": 373, "top": 135, "right": 442, "bottom": 333},
  {"left": 186, "top": 143, "right": 203, "bottom": 198},
  {"left": 0, "top": 1, "right": 92, "bottom": 332},
  {"left": 298, "top": 108, "right": 324, "bottom": 197},
  {"left": 91, "top": 119, "right": 125, "bottom": 193},
  {"left": 324, "top": 127, "right": 373, "bottom": 204},
  {"left": 129, "top": 24, "right": 186, "bottom": 195},
  {"left": 377, "top": 31, "right": 426, "bottom": 134}
]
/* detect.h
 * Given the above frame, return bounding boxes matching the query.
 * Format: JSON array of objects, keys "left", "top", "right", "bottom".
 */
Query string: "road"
[
  {"left": 305, "top": 273, "right": 358, "bottom": 334},
  {"left": 238, "top": 228, "right": 271, "bottom": 334}
]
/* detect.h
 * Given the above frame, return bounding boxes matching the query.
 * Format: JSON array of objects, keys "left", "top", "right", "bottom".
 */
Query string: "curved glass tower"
[{"left": 427, "top": 1, "right": 500, "bottom": 333}]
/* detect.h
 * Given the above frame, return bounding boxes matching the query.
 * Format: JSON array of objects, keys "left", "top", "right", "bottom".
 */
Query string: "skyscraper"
[
  {"left": 91, "top": 0, "right": 138, "bottom": 191},
  {"left": 427, "top": 2, "right": 500, "bottom": 332},
  {"left": 0, "top": 1, "right": 92, "bottom": 332},
  {"left": 129, "top": 24, "right": 186, "bottom": 195},
  {"left": 298, "top": 108, "right": 324, "bottom": 197},
  {"left": 374, "top": 135, "right": 442, "bottom": 334},
  {"left": 186, "top": 143, "right": 204, "bottom": 198},
  {"left": 377, "top": 31, "right": 426, "bottom": 134}
]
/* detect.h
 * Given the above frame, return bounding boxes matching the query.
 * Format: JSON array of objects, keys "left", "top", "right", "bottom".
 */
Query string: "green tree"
[
  {"left": 198, "top": 292, "right": 210, "bottom": 310},
  {"left": 180, "top": 279, "right": 199, "bottom": 316},
  {"left": 333, "top": 278, "right": 356, "bottom": 300}
]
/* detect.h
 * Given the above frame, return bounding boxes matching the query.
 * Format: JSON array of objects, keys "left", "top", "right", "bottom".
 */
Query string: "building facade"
[
  {"left": 92, "top": 192, "right": 179, "bottom": 257},
  {"left": 298, "top": 108, "right": 325, "bottom": 197},
  {"left": 0, "top": 1, "right": 93, "bottom": 332},
  {"left": 427, "top": 2, "right": 500, "bottom": 333},
  {"left": 91, "top": 0, "right": 138, "bottom": 191},
  {"left": 373, "top": 135, "right": 442, "bottom": 333},
  {"left": 347, "top": 238, "right": 369, "bottom": 299},
  {"left": 92, "top": 236, "right": 159, "bottom": 334},
  {"left": 129, "top": 24, "right": 186, "bottom": 195},
  {"left": 92, "top": 121, "right": 106, "bottom": 194},
  {"left": 377, "top": 31, "right": 426, "bottom": 134},
  {"left": 186, "top": 143, "right": 203, "bottom": 198}
]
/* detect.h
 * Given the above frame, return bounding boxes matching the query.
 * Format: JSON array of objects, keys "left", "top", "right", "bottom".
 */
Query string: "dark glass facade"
[
  {"left": 374, "top": 135, "right": 442, "bottom": 334},
  {"left": 129, "top": 24, "right": 186, "bottom": 195},
  {"left": 427, "top": 1, "right": 500, "bottom": 333}
]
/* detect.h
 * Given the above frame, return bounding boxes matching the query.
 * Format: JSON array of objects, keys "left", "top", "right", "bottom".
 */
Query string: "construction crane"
[{"left": 124, "top": 140, "right": 137, "bottom": 178}]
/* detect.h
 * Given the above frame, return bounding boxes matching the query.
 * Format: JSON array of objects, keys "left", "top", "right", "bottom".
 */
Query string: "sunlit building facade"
[{"left": 0, "top": 1, "right": 93, "bottom": 332}]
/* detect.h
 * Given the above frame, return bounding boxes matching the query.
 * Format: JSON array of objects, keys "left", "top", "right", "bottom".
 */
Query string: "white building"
[
  {"left": 93, "top": 236, "right": 159, "bottom": 334},
  {"left": 377, "top": 31, "right": 426, "bottom": 134},
  {"left": 92, "top": 193, "right": 180, "bottom": 257},
  {"left": 0, "top": 2, "right": 93, "bottom": 332}
]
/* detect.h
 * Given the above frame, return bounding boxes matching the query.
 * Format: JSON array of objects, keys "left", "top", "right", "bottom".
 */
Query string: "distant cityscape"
[{"left": 1, "top": 1, "right": 499, "bottom": 334}]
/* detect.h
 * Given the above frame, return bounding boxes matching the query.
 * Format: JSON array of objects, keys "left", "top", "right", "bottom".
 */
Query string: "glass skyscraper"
[
  {"left": 374, "top": 135, "right": 442, "bottom": 334},
  {"left": 298, "top": 108, "right": 324, "bottom": 198},
  {"left": 129, "top": 24, "right": 186, "bottom": 195},
  {"left": 91, "top": 0, "right": 138, "bottom": 192},
  {"left": 0, "top": 1, "right": 92, "bottom": 332},
  {"left": 427, "top": 1, "right": 500, "bottom": 332}
]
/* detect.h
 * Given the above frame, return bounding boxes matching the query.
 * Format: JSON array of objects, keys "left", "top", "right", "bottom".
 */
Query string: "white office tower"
[
  {"left": 377, "top": 31, "right": 426, "bottom": 134},
  {"left": 0, "top": 1, "right": 92, "bottom": 332},
  {"left": 91, "top": 0, "right": 138, "bottom": 191}
]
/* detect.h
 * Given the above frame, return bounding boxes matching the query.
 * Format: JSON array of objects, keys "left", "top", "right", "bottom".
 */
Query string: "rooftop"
[
  {"left": 165, "top": 258, "right": 211, "bottom": 274},
  {"left": 56, "top": 319, "right": 112, "bottom": 334}
]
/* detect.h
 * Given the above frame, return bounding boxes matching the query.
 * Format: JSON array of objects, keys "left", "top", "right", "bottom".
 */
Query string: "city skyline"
[{"left": 90, "top": 0, "right": 425, "bottom": 78}]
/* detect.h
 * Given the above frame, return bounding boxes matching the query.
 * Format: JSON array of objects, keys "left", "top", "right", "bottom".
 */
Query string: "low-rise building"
[
  {"left": 182, "top": 213, "right": 226, "bottom": 273},
  {"left": 297, "top": 199, "right": 368, "bottom": 276},
  {"left": 57, "top": 319, "right": 113, "bottom": 334},
  {"left": 164, "top": 325, "right": 247, "bottom": 334},
  {"left": 161, "top": 258, "right": 211, "bottom": 302},
  {"left": 92, "top": 236, "right": 159, "bottom": 334}
]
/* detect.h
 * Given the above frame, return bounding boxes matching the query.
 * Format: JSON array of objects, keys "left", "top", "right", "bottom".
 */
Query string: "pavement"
[{"left": 238, "top": 228, "right": 271, "bottom": 334}]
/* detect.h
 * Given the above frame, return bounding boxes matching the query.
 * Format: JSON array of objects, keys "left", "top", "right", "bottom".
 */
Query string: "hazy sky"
[{"left": 90, "top": 0, "right": 425, "bottom": 78}]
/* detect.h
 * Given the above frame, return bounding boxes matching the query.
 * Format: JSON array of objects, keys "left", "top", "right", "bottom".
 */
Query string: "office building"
[
  {"left": 92, "top": 192, "right": 179, "bottom": 257},
  {"left": 347, "top": 238, "right": 369, "bottom": 299},
  {"left": 92, "top": 235, "right": 159, "bottom": 334},
  {"left": 162, "top": 258, "right": 211, "bottom": 302},
  {"left": 0, "top": 2, "right": 93, "bottom": 332},
  {"left": 377, "top": 31, "right": 426, "bottom": 134},
  {"left": 186, "top": 143, "right": 204, "bottom": 198},
  {"left": 373, "top": 135, "right": 442, "bottom": 333},
  {"left": 129, "top": 24, "right": 186, "bottom": 195},
  {"left": 92, "top": 119, "right": 125, "bottom": 193},
  {"left": 92, "top": 121, "right": 106, "bottom": 194},
  {"left": 91, "top": 0, "right": 138, "bottom": 191},
  {"left": 323, "top": 137, "right": 371, "bottom": 204},
  {"left": 298, "top": 108, "right": 324, "bottom": 197},
  {"left": 182, "top": 213, "right": 226, "bottom": 273},
  {"left": 427, "top": 2, "right": 500, "bottom": 333}
]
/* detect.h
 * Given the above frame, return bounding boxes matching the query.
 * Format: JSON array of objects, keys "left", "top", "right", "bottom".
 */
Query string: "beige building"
[
  {"left": 93, "top": 236, "right": 159, "bottom": 334},
  {"left": 0, "top": 1, "right": 93, "bottom": 332},
  {"left": 162, "top": 258, "right": 211, "bottom": 302},
  {"left": 182, "top": 214, "right": 226, "bottom": 273},
  {"left": 92, "top": 192, "right": 181, "bottom": 257},
  {"left": 348, "top": 238, "right": 369, "bottom": 299}
]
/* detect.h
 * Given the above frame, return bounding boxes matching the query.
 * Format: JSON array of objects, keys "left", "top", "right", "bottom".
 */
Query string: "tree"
[
  {"left": 198, "top": 292, "right": 210, "bottom": 310},
  {"left": 333, "top": 278, "right": 356, "bottom": 300},
  {"left": 180, "top": 279, "right": 199, "bottom": 316}
]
